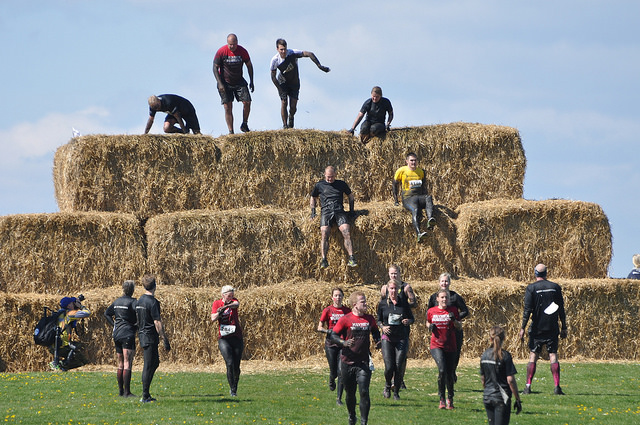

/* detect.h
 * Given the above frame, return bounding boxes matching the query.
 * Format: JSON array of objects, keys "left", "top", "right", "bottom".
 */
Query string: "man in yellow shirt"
[
  {"left": 49, "top": 296, "right": 91, "bottom": 371},
  {"left": 392, "top": 152, "right": 435, "bottom": 242}
]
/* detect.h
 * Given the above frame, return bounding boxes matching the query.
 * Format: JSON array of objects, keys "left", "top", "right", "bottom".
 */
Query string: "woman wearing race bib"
[
  {"left": 211, "top": 285, "right": 243, "bottom": 396},
  {"left": 377, "top": 279, "right": 414, "bottom": 400}
]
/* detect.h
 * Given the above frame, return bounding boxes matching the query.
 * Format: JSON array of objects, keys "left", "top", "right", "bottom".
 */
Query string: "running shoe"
[
  {"left": 348, "top": 414, "right": 357, "bottom": 425},
  {"left": 320, "top": 258, "right": 329, "bottom": 269},
  {"left": 400, "top": 381, "right": 407, "bottom": 390},
  {"left": 554, "top": 386, "right": 565, "bottom": 395},
  {"left": 288, "top": 117, "right": 294, "bottom": 129},
  {"left": 240, "top": 122, "right": 250, "bottom": 133},
  {"left": 383, "top": 386, "right": 390, "bottom": 399},
  {"left": 393, "top": 392, "right": 400, "bottom": 401},
  {"left": 49, "top": 361, "right": 60, "bottom": 371},
  {"left": 347, "top": 256, "right": 358, "bottom": 267},
  {"left": 522, "top": 386, "right": 531, "bottom": 395},
  {"left": 427, "top": 217, "right": 436, "bottom": 230},
  {"left": 140, "top": 396, "right": 156, "bottom": 403},
  {"left": 417, "top": 231, "right": 427, "bottom": 242},
  {"left": 230, "top": 390, "right": 237, "bottom": 397},
  {"left": 329, "top": 380, "right": 336, "bottom": 391},
  {"left": 446, "top": 398, "right": 455, "bottom": 410},
  {"left": 124, "top": 392, "right": 137, "bottom": 398},
  {"left": 439, "top": 399, "right": 446, "bottom": 409},
  {"left": 336, "top": 399, "right": 343, "bottom": 406}
]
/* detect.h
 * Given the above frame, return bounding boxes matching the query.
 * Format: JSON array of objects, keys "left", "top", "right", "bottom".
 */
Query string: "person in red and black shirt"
[
  {"left": 330, "top": 291, "right": 380, "bottom": 425},
  {"left": 211, "top": 285, "right": 243, "bottom": 397},
  {"left": 318, "top": 287, "right": 351, "bottom": 405},
  {"left": 213, "top": 33, "right": 254, "bottom": 134},
  {"left": 426, "top": 288, "right": 461, "bottom": 410}
]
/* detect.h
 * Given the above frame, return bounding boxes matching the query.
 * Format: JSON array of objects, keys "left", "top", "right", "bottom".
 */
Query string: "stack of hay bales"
[{"left": 0, "top": 123, "right": 626, "bottom": 372}]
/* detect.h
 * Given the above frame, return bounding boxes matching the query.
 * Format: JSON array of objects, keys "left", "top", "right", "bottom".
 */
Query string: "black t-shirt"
[
  {"left": 377, "top": 297, "right": 414, "bottom": 341},
  {"left": 104, "top": 295, "right": 137, "bottom": 340},
  {"left": 522, "top": 279, "right": 566, "bottom": 337},
  {"left": 277, "top": 51, "right": 305, "bottom": 88},
  {"left": 311, "top": 180, "right": 352, "bottom": 213},
  {"left": 149, "top": 94, "right": 194, "bottom": 117},
  {"left": 134, "top": 294, "right": 161, "bottom": 347},
  {"left": 480, "top": 348, "right": 518, "bottom": 403},
  {"left": 360, "top": 97, "right": 393, "bottom": 124}
]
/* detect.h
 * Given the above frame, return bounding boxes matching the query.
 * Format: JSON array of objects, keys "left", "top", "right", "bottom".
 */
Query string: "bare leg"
[
  {"left": 339, "top": 223, "right": 354, "bottom": 256},
  {"left": 223, "top": 102, "right": 234, "bottom": 134}
]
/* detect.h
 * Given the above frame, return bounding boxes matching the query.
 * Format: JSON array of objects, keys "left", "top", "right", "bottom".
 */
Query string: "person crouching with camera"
[{"left": 49, "top": 295, "right": 91, "bottom": 371}]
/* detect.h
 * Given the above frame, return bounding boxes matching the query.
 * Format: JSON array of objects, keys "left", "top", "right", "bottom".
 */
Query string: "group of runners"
[
  {"left": 317, "top": 263, "right": 567, "bottom": 425},
  {"left": 143, "top": 33, "right": 393, "bottom": 141}
]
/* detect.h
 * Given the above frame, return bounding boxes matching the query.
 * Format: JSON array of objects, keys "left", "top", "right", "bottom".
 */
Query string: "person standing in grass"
[
  {"left": 318, "top": 287, "right": 351, "bottom": 405},
  {"left": 330, "top": 291, "right": 381, "bottom": 425},
  {"left": 480, "top": 326, "right": 522, "bottom": 424},
  {"left": 213, "top": 33, "right": 254, "bottom": 134},
  {"left": 518, "top": 263, "right": 568, "bottom": 395},
  {"left": 310, "top": 165, "right": 358, "bottom": 269},
  {"left": 104, "top": 280, "right": 138, "bottom": 397},
  {"left": 427, "top": 273, "right": 469, "bottom": 383},
  {"left": 377, "top": 279, "right": 414, "bottom": 400},
  {"left": 270, "top": 38, "right": 330, "bottom": 129},
  {"left": 426, "top": 289, "right": 461, "bottom": 409},
  {"left": 211, "top": 285, "right": 243, "bottom": 397},
  {"left": 135, "top": 275, "right": 171, "bottom": 403},
  {"left": 392, "top": 152, "right": 436, "bottom": 243}
]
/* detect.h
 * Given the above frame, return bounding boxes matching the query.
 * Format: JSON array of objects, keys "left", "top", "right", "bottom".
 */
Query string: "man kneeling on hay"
[{"left": 310, "top": 165, "right": 358, "bottom": 269}]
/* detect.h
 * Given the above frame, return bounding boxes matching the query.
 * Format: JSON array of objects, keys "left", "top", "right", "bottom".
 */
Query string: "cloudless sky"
[{"left": 1, "top": 0, "right": 638, "bottom": 277}]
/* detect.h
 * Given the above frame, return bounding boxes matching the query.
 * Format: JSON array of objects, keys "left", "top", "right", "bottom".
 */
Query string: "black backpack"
[{"left": 34, "top": 308, "right": 60, "bottom": 346}]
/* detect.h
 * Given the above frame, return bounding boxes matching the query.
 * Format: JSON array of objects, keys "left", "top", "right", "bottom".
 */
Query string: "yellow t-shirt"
[{"left": 394, "top": 166, "right": 425, "bottom": 198}]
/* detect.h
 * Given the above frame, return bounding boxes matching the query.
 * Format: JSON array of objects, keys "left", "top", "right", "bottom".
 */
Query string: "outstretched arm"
[
  {"left": 302, "top": 51, "right": 330, "bottom": 72},
  {"left": 144, "top": 115, "right": 154, "bottom": 134}
]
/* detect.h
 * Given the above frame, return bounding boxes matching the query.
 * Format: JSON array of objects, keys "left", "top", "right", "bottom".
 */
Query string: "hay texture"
[
  {"left": 0, "top": 213, "right": 146, "bottom": 294},
  {"left": 53, "top": 124, "right": 524, "bottom": 217},
  {"left": 456, "top": 199, "right": 611, "bottom": 280},
  {"left": 3, "top": 278, "right": 639, "bottom": 372}
]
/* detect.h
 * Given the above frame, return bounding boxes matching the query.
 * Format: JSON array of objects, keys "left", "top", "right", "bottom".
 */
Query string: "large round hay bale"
[
  {"left": 0, "top": 213, "right": 146, "bottom": 293},
  {"left": 456, "top": 199, "right": 611, "bottom": 280}
]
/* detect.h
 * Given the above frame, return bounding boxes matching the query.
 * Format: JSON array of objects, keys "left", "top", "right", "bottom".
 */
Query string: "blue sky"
[{"left": 1, "top": 0, "right": 638, "bottom": 277}]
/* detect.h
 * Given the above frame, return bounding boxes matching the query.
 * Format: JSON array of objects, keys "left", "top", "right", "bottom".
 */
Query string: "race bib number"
[
  {"left": 220, "top": 325, "right": 236, "bottom": 336},
  {"left": 544, "top": 302, "right": 559, "bottom": 315},
  {"left": 409, "top": 179, "right": 422, "bottom": 189},
  {"left": 388, "top": 313, "right": 402, "bottom": 325}
]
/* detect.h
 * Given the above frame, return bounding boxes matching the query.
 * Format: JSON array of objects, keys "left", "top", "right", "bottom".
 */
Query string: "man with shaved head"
[
  {"left": 310, "top": 166, "right": 357, "bottom": 269},
  {"left": 519, "top": 264, "right": 568, "bottom": 395}
]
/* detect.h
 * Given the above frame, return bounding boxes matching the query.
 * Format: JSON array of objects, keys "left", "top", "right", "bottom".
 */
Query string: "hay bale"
[
  {"left": 4, "top": 278, "right": 638, "bottom": 372},
  {"left": 0, "top": 212, "right": 146, "bottom": 293},
  {"left": 53, "top": 134, "right": 222, "bottom": 215},
  {"left": 456, "top": 199, "right": 611, "bottom": 280},
  {"left": 144, "top": 203, "right": 457, "bottom": 288},
  {"left": 53, "top": 124, "right": 524, "bottom": 217}
]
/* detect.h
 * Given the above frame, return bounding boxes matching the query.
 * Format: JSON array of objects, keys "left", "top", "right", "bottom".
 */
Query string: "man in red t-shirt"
[
  {"left": 330, "top": 291, "right": 381, "bottom": 425},
  {"left": 213, "top": 33, "right": 254, "bottom": 134}
]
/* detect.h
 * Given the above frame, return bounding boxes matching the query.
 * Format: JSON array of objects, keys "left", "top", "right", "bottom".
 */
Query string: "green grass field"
[{"left": 1, "top": 362, "right": 639, "bottom": 424}]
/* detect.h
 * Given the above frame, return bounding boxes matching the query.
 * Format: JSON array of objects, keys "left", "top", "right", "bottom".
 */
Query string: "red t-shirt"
[
  {"left": 332, "top": 312, "right": 378, "bottom": 365},
  {"left": 426, "top": 305, "right": 460, "bottom": 352},
  {"left": 211, "top": 298, "right": 242, "bottom": 339},
  {"left": 213, "top": 45, "right": 251, "bottom": 85},
  {"left": 319, "top": 305, "right": 352, "bottom": 330}
]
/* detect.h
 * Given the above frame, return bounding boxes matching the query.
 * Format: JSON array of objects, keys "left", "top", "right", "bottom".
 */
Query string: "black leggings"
[
  {"left": 324, "top": 343, "right": 344, "bottom": 399},
  {"left": 142, "top": 344, "right": 160, "bottom": 399},
  {"left": 402, "top": 195, "right": 434, "bottom": 234},
  {"left": 381, "top": 338, "right": 409, "bottom": 391},
  {"left": 430, "top": 348, "right": 456, "bottom": 400},
  {"left": 341, "top": 362, "right": 371, "bottom": 424},
  {"left": 485, "top": 399, "right": 511, "bottom": 425},
  {"left": 218, "top": 337, "right": 243, "bottom": 393}
]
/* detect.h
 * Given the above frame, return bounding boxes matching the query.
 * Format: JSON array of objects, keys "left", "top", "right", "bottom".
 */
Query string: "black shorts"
[
  {"left": 165, "top": 113, "right": 201, "bottom": 133},
  {"left": 278, "top": 82, "right": 300, "bottom": 100},
  {"left": 528, "top": 335, "right": 558, "bottom": 354},
  {"left": 114, "top": 336, "right": 136, "bottom": 353},
  {"left": 320, "top": 210, "right": 349, "bottom": 228},
  {"left": 219, "top": 82, "right": 252, "bottom": 104}
]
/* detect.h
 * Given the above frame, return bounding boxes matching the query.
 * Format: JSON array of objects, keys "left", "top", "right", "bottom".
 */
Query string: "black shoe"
[
  {"left": 320, "top": 258, "right": 329, "bottom": 269},
  {"left": 230, "top": 389, "right": 238, "bottom": 397},
  {"left": 329, "top": 380, "right": 336, "bottom": 391},
  {"left": 427, "top": 217, "right": 436, "bottom": 230},
  {"left": 348, "top": 414, "right": 357, "bottom": 425},
  {"left": 240, "top": 122, "right": 250, "bottom": 133},
  {"left": 336, "top": 399, "right": 343, "bottom": 406},
  {"left": 383, "top": 386, "right": 390, "bottom": 399},
  {"left": 140, "top": 396, "right": 156, "bottom": 403},
  {"left": 400, "top": 381, "right": 407, "bottom": 390},
  {"left": 522, "top": 386, "right": 531, "bottom": 395},
  {"left": 393, "top": 392, "right": 400, "bottom": 401},
  {"left": 288, "top": 117, "right": 294, "bottom": 129},
  {"left": 124, "top": 392, "right": 137, "bottom": 398},
  {"left": 554, "top": 386, "right": 565, "bottom": 395},
  {"left": 347, "top": 256, "right": 358, "bottom": 267}
]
